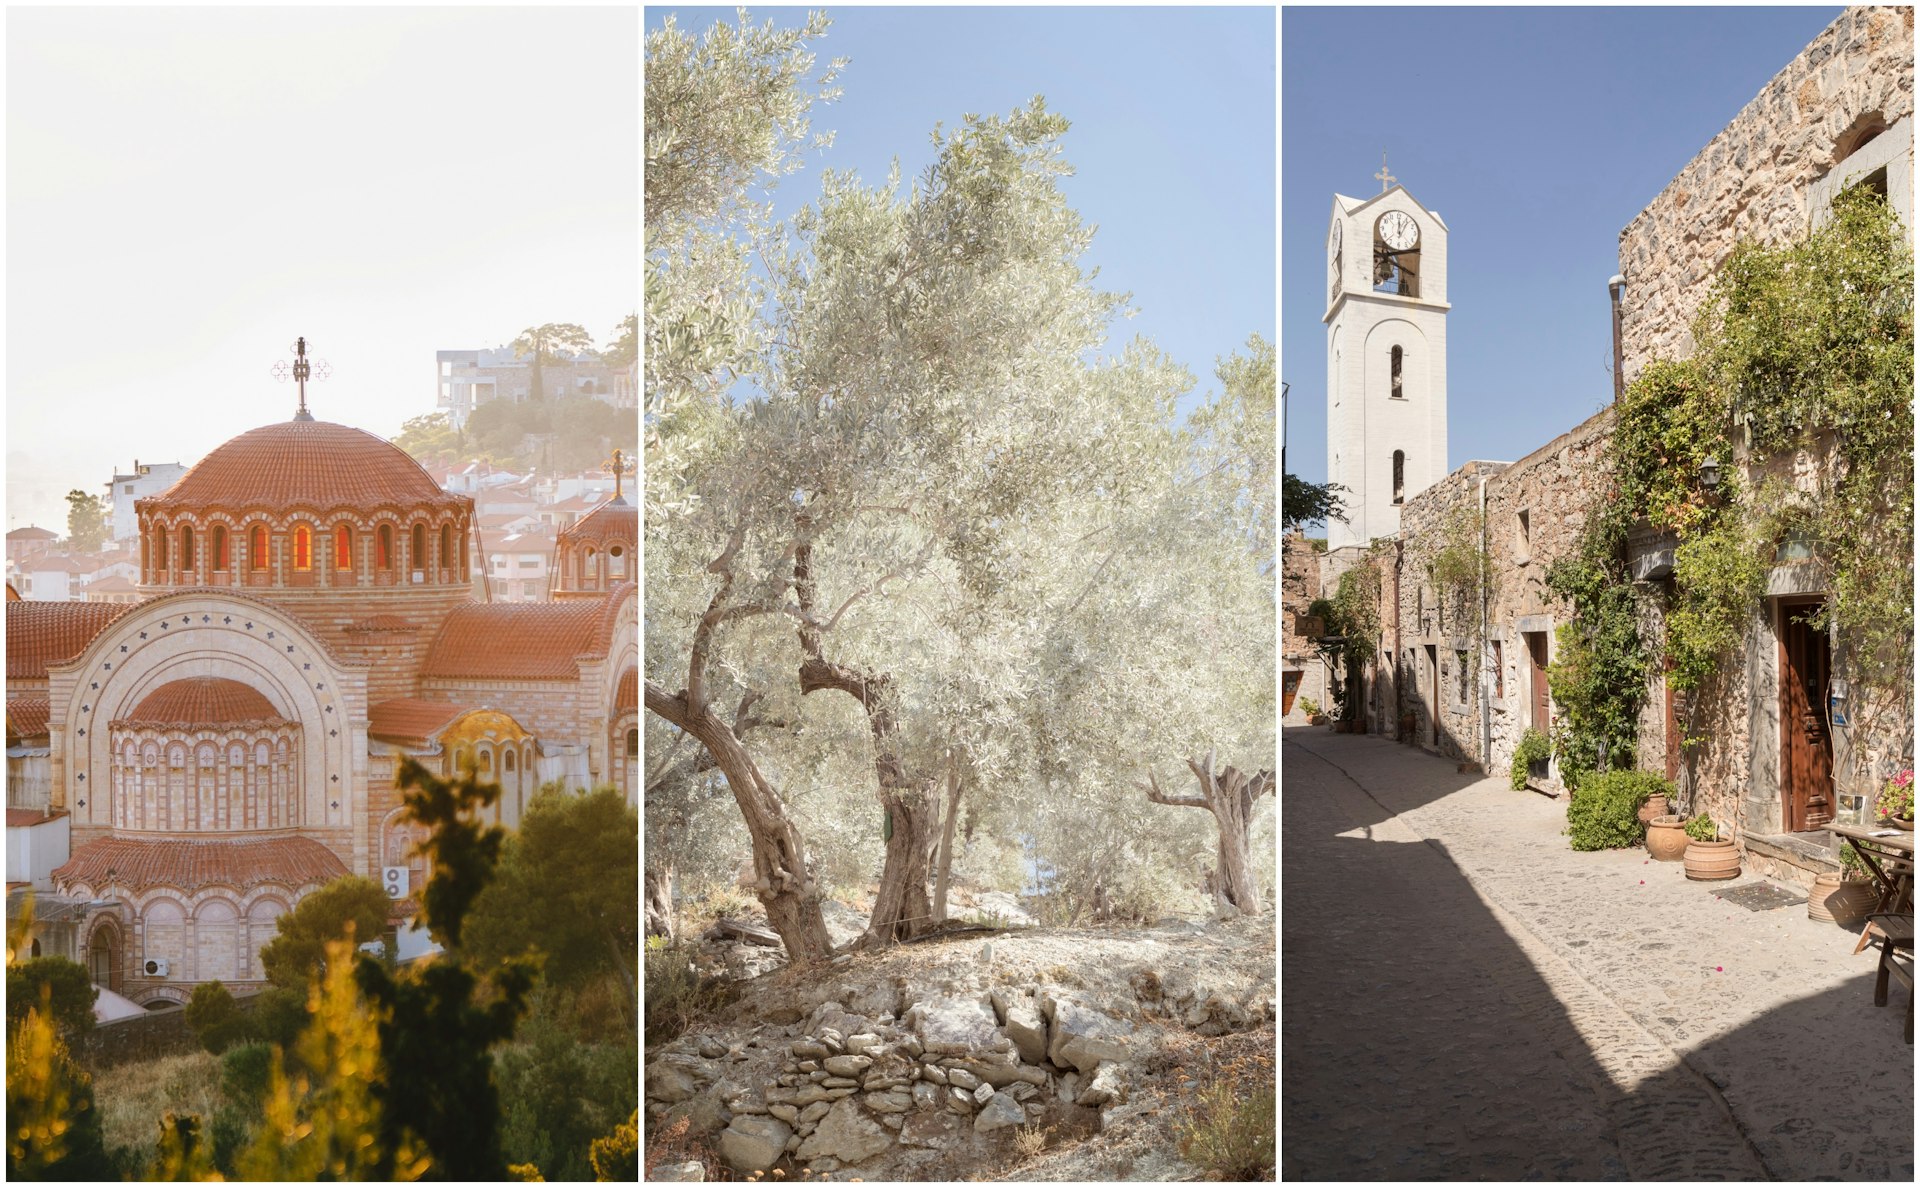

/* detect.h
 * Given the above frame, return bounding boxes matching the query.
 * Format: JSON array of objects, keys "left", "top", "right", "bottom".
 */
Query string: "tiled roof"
[
  {"left": 557, "top": 496, "right": 637, "bottom": 550},
  {"left": 53, "top": 835, "right": 350, "bottom": 894},
  {"left": 423, "top": 599, "right": 611, "bottom": 680},
  {"left": 614, "top": 667, "right": 636, "bottom": 713},
  {"left": 140, "top": 420, "right": 470, "bottom": 515},
  {"left": 6, "top": 808, "right": 61, "bottom": 828},
  {"left": 86, "top": 575, "right": 139, "bottom": 593},
  {"left": 368, "top": 698, "right": 468, "bottom": 744},
  {"left": 6, "top": 526, "right": 59, "bottom": 541},
  {"left": 119, "top": 678, "right": 284, "bottom": 727},
  {"left": 5, "top": 600, "right": 134, "bottom": 680},
  {"left": 7, "top": 696, "right": 50, "bottom": 740}
]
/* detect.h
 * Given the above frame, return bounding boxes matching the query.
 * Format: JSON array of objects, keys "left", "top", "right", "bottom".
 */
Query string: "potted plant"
[
  {"left": 1299, "top": 696, "right": 1325, "bottom": 726},
  {"left": 1876, "top": 767, "right": 1913, "bottom": 830},
  {"left": 1809, "top": 845, "right": 1877, "bottom": 925},
  {"left": 1510, "top": 728, "right": 1552, "bottom": 791},
  {"left": 1682, "top": 814, "right": 1740, "bottom": 881}
]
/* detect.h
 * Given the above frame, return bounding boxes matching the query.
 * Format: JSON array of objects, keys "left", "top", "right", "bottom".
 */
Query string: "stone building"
[
  {"left": 5, "top": 386, "right": 638, "bottom": 1004},
  {"left": 1280, "top": 533, "right": 1327, "bottom": 725},
  {"left": 435, "top": 346, "right": 637, "bottom": 429},
  {"left": 1299, "top": 7, "right": 1913, "bottom": 887}
]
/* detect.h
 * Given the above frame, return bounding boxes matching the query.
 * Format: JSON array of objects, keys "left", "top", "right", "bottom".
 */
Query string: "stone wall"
[
  {"left": 1393, "top": 462, "right": 1502, "bottom": 764},
  {"left": 1619, "top": 6, "right": 1914, "bottom": 375},
  {"left": 1279, "top": 534, "right": 1325, "bottom": 724}
]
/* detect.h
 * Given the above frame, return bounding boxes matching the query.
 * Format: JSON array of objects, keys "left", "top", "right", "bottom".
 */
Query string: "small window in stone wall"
[
  {"left": 1456, "top": 650, "right": 1470, "bottom": 703},
  {"left": 1492, "top": 639, "right": 1505, "bottom": 700},
  {"left": 1516, "top": 509, "right": 1531, "bottom": 559},
  {"left": 1392, "top": 450, "right": 1405, "bottom": 504}
]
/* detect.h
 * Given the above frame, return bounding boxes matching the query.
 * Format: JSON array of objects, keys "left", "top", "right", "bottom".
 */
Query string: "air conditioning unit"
[
  {"left": 382, "top": 866, "right": 408, "bottom": 898},
  {"left": 144, "top": 958, "right": 170, "bottom": 977}
]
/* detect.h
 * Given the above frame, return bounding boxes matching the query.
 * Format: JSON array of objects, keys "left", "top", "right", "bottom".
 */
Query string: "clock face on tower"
[{"left": 1378, "top": 211, "right": 1418, "bottom": 252}]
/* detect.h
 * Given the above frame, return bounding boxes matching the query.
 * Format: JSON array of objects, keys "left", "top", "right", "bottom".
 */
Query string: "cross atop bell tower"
[
  {"left": 602, "top": 448, "right": 635, "bottom": 503},
  {"left": 1374, "top": 151, "right": 1396, "bottom": 194}
]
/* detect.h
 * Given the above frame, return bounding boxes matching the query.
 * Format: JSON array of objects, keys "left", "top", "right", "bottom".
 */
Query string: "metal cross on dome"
[
  {"left": 601, "top": 448, "right": 636, "bottom": 502},
  {"left": 271, "top": 336, "right": 332, "bottom": 421}
]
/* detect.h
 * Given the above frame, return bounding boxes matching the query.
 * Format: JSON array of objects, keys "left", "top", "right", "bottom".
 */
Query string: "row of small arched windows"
[{"left": 148, "top": 521, "right": 466, "bottom": 575}]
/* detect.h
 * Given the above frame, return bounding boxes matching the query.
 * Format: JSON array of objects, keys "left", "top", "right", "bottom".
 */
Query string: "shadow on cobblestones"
[{"left": 1281, "top": 731, "right": 1915, "bottom": 1181}]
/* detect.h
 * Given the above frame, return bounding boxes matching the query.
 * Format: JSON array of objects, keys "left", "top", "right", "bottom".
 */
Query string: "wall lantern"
[{"left": 1698, "top": 455, "right": 1722, "bottom": 490}]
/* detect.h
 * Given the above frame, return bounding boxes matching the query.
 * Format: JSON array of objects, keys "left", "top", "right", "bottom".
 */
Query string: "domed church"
[{"left": 5, "top": 368, "right": 637, "bottom": 1004}]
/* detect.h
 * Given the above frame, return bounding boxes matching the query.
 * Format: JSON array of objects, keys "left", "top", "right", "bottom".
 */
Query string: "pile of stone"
[{"left": 647, "top": 983, "right": 1144, "bottom": 1176}]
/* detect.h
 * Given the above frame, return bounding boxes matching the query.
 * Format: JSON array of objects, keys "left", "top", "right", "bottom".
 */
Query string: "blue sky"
[
  {"left": 649, "top": 5, "right": 1277, "bottom": 414},
  {"left": 1282, "top": 6, "right": 1844, "bottom": 498}
]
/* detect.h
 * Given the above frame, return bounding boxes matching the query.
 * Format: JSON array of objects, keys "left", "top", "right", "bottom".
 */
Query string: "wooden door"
[
  {"left": 1527, "top": 632, "right": 1550, "bottom": 733},
  {"left": 1780, "top": 601, "right": 1834, "bottom": 832}
]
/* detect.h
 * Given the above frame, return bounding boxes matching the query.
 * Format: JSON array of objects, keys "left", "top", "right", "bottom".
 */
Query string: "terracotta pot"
[
  {"left": 1637, "top": 795, "right": 1671, "bottom": 828},
  {"left": 1808, "top": 872, "right": 1877, "bottom": 925},
  {"left": 1889, "top": 816, "right": 1914, "bottom": 832},
  {"left": 1684, "top": 838, "right": 1740, "bottom": 881},
  {"left": 1646, "top": 815, "right": 1689, "bottom": 862}
]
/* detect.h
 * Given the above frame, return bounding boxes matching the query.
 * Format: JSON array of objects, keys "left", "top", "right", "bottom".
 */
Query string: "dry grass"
[
  {"left": 1161, "top": 1024, "right": 1276, "bottom": 1181},
  {"left": 91, "top": 1051, "right": 224, "bottom": 1168}
]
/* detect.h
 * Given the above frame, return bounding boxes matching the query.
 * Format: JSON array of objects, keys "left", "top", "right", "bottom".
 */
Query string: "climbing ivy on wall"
[
  {"left": 1553, "top": 183, "right": 1913, "bottom": 767},
  {"left": 1426, "top": 505, "right": 1491, "bottom": 642}
]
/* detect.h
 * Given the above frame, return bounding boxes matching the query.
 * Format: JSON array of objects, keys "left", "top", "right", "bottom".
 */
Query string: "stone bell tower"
[{"left": 1323, "top": 163, "right": 1450, "bottom": 552}]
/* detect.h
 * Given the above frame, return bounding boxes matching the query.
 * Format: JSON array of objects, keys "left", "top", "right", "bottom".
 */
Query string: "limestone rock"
[
  {"left": 878, "top": 1113, "right": 904, "bottom": 1130},
  {"left": 900, "top": 1110, "right": 967, "bottom": 1148},
  {"left": 822, "top": 1076, "right": 859, "bottom": 1088},
  {"left": 948, "top": 1087, "right": 976, "bottom": 1113},
  {"left": 1000, "top": 999, "right": 1049, "bottom": 1066},
  {"left": 660, "top": 1093, "right": 727, "bottom": 1137},
  {"left": 718, "top": 1115, "right": 792, "bottom": 1173},
  {"left": 768, "top": 1103, "right": 800, "bottom": 1124},
  {"left": 972, "top": 1091, "right": 1025, "bottom": 1133},
  {"left": 822, "top": 1054, "right": 873, "bottom": 1077},
  {"left": 1076, "top": 1062, "right": 1127, "bottom": 1107},
  {"left": 972, "top": 1081, "right": 994, "bottom": 1105},
  {"left": 920, "top": 1063, "right": 948, "bottom": 1085},
  {"left": 795, "top": 1097, "right": 893, "bottom": 1165},
  {"left": 1010, "top": 1083, "right": 1038, "bottom": 1103},
  {"left": 911, "top": 1081, "right": 942, "bottom": 1112},
  {"left": 1046, "top": 998, "right": 1134, "bottom": 1073},
  {"left": 844, "top": 1032, "right": 883, "bottom": 1056},
  {"left": 864, "top": 1090, "right": 913, "bottom": 1114},
  {"left": 646, "top": 1062, "right": 697, "bottom": 1104},
  {"left": 798, "top": 1060, "right": 820, "bottom": 1073},
  {"left": 697, "top": 1037, "right": 728, "bottom": 1060},
  {"left": 651, "top": 1160, "right": 706, "bottom": 1181},
  {"left": 946, "top": 1067, "right": 980, "bottom": 1092},
  {"left": 789, "top": 1085, "right": 832, "bottom": 1106},
  {"left": 791, "top": 1039, "right": 830, "bottom": 1060},
  {"left": 798, "top": 1100, "right": 832, "bottom": 1124},
  {"left": 906, "top": 994, "right": 1000, "bottom": 1054},
  {"left": 826, "top": 1086, "right": 859, "bottom": 1099}
]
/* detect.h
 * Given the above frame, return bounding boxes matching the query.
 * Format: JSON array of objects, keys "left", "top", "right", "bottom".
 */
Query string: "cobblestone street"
[{"left": 1282, "top": 728, "right": 1914, "bottom": 1181}]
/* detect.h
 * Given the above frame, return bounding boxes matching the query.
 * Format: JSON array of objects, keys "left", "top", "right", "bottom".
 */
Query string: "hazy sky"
[
  {"left": 1282, "top": 5, "right": 1844, "bottom": 500},
  {"left": 5, "top": 6, "right": 639, "bottom": 534},
  {"left": 649, "top": 5, "right": 1277, "bottom": 420}
]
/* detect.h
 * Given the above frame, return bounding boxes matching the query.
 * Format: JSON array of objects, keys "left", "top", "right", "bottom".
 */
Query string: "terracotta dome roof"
[
  {"left": 140, "top": 420, "right": 468, "bottom": 514},
  {"left": 119, "top": 678, "right": 284, "bottom": 727},
  {"left": 423, "top": 599, "right": 615, "bottom": 680},
  {"left": 614, "top": 667, "right": 636, "bottom": 713},
  {"left": 557, "top": 495, "right": 637, "bottom": 549}
]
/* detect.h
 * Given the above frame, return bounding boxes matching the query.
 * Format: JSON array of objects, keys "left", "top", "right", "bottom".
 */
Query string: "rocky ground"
[{"left": 644, "top": 902, "right": 1275, "bottom": 1182}]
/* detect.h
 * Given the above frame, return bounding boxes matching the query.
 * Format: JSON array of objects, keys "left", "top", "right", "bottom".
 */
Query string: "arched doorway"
[{"left": 87, "top": 916, "right": 124, "bottom": 994}]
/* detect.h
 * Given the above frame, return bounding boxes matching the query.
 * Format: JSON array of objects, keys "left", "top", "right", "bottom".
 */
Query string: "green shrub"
[
  {"left": 1511, "top": 729, "right": 1552, "bottom": 790},
  {"left": 220, "top": 1043, "right": 273, "bottom": 1109},
  {"left": 185, "top": 981, "right": 253, "bottom": 1055},
  {"left": 1567, "top": 771, "right": 1671, "bottom": 851},
  {"left": 1839, "top": 845, "right": 1867, "bottom": 876},
  {"left": 6, "top": 956, "right": 98, "bottom": 1038},
  {"left": 1297, "top": 696, "right": 1320, "bottom": 719},
  {"left": 1684, "top": 814, "right": 1719, "bottom": 843}
]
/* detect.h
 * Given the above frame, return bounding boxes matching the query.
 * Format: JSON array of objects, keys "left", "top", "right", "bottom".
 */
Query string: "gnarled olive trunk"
[
  {"left": 645, "top": 865, "right": 676, "bottom": 939},
  {"left": 1142, "top": 749, "right": 1274, "bottom": 916},
  {"left": 645, "top": 681, "right": 834, "bottom": 965},
  {"left": 930, "top": 762, "right": 963, "bottom": 923}
]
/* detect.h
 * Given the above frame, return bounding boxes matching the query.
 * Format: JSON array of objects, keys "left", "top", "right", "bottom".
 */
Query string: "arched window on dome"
[
  {"left": 181, "top": 526, "right": 195, "bottom": 573},
  {"left": 478, "top": 748, "right": 493, "bottom": 773},
  {"left": 377, "top": 524, "right": 394, "bottom": 570},
  {"left": 609, "top": 545, "right": 626, "bottom": 579},
  {"left": 440, "top": 524, "right": 454, "bottom": 579},
  {"left": 250, "top": 524, "right": 269, "bottom": 571},
  {"left": 627, "top": 728, "right": 638, "bottom": 758},
  {"left": 459, "top": 531, "right": 469, "bottom": 577},
  {"left": 335, "top": 524, "right": 353, "bottom": 571},
  {"left": 293, "top": 525, "right": 311, "bottom": 571},
  {"left": 503, "top": 749, "right": 516, "bottom": 772},
  {"left": 411, "top": 523, "right": 426, "bottom": 574},
  {"left": 210, "top": 525, "right": 228, "bottom": 572},
  {"left": 154, "top": 527, "right": 169, "bottom": 573}
]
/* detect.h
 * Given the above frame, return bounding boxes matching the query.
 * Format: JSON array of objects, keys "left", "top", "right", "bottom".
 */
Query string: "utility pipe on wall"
[
  {"left": 1609, "top": 274, "right": 1627, "bottom": 402},
  {"left": 1478, "top": 472, "right": 1492, "bottom": 771}
]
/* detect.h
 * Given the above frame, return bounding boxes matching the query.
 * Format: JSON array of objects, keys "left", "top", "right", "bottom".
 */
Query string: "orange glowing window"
[
  {"left": 412, "top": 523, "right": 426, "bottom": 569},
  {"left": 293, "top": 525, "right": 311, "bottom": 571},
  {"left": 155, "top": 528, "right": 168, "bottom": 570},
  {"left": 377, "top": 524, "right": 393, "bottom": 570},
  {"left": 440, "top": 524, "right": 453, "bottom": 570},
  {"left": 250, "top": 525, "right": 268, "bottom": 570},
  {"left": 210, "top": 525, "right": 228, "bottom": 570},
  {"left": 335, "top": 524, "right": 353, "bottom": 570},
  {"left": 181, "top": 526, "right": 195, "bottom": 570}
]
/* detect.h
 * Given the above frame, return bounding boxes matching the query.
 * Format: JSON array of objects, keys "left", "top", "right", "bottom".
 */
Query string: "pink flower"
[{"left": 1715, "top": 966, "right": 1723, "bottom": 972}]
